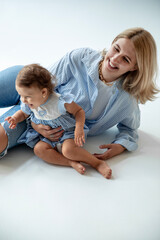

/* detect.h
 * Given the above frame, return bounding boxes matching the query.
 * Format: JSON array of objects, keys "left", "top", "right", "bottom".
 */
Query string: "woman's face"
[{"left": 102, "top": 38, "right": 137, "bottom": 82}]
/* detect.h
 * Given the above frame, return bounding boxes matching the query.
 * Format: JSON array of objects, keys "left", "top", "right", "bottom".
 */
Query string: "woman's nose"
[{"left": 112, "top": 54, "right": 120, "bottom": 63}]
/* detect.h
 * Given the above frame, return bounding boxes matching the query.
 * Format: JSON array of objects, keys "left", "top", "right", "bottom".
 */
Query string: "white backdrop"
[{"left": 0, "top": 1, "right": 160, "bottom": 240}]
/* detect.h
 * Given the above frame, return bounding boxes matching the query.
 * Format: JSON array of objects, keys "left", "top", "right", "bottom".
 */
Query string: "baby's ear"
[{"left": 41, "top": 88, "right": 48, "bottom": 98}]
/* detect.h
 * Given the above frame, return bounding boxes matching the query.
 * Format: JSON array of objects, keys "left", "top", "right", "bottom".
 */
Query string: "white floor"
[{"left": 0, "top": 1, "right": 160, "bottom": 240}]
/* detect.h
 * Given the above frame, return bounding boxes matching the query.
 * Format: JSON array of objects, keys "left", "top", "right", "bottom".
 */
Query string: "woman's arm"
[
  {"left": 31, "top": 122, "right": 64, "bottom": 141},
  {"left": 93, "top": 143, "right": 126, "bottom": 160},
  {"left": 32, "top": 101, "right": 86, "bottom": 145},
  {"left": 94, "top": 105, "right": 140, "bottom": 159}
]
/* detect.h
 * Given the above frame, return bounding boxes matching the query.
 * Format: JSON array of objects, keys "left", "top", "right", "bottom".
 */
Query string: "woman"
[{"left": 0, "top": 27, "right": 159, "bottom": 171}]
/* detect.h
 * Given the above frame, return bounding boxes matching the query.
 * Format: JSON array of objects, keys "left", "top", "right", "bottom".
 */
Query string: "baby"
[{"left": 5, "top": 64, "right": 112, "bottom": 179}]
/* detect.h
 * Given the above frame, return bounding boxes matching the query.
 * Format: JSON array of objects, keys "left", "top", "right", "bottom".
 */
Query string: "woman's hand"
[
  {"left": 31, "top": 122, "right": 64, "bottom": 141},
  {"left": 93, "top": 143, "right": 126, "bottom": 160}
]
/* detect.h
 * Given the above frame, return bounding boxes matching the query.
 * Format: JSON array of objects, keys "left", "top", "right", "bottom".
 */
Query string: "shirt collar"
[
  {"left": 81, "top": 50, "right": 103, "bottom": 85},
  {"left": 81, "top": 49, "right": 124, "bottom": 88}
]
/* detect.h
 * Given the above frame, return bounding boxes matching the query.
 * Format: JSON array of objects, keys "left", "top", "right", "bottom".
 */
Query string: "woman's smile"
[
  {"left": 107, "top": 59, "right": 118, "bottom": 70},
  {"left": 102, "top": 38, "right": 137, "bottom": 82}
]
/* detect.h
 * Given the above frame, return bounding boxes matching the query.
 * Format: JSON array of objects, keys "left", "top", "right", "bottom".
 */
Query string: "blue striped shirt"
[{"left": 49, "top": 48, "right": 140, "bottom": 151}]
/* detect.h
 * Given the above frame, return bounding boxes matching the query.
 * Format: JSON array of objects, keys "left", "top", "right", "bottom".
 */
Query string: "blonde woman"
[{"left": 0, "top": 27, "right": 159, "bottom": 174}]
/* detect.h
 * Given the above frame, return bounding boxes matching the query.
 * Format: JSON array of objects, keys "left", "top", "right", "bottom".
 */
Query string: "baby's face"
[{"left": 16, "top": 84, "right": 48, "bottom": 109}]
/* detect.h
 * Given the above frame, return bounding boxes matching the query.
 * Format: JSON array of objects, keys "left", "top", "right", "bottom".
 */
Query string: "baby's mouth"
[{"left": 28, "top": 104, "right": 34, "bottom": 108}]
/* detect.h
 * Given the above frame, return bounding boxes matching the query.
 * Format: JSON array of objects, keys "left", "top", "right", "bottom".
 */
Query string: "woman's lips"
[{"left": 107, "top": 59, "right": 118, "bottom": 70}]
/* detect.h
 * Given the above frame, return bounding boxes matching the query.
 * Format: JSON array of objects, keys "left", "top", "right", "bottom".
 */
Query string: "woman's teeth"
[
  {"left": 110, "top": 62, "right": 115, "bottom": 67},
  {"left": 109, "top": 61, "right": 117, "bottom": 69}
]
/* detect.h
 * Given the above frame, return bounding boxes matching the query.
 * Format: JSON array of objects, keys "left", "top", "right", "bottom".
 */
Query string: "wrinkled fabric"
[{"left": 49, "top": 48, "right": 140, "bottom": 151}]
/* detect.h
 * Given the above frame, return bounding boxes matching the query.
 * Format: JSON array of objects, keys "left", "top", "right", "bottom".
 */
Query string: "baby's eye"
[{"left": 22, "top": 96, "right": 30, "bottom": 99}]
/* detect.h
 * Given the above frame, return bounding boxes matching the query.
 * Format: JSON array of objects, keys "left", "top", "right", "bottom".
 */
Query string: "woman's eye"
[
  {"left": 123, "top": 57, "right": 129, "bottom": 63},
  {"left": 114, "top": 47, "right": 119, "bottom": 52}
]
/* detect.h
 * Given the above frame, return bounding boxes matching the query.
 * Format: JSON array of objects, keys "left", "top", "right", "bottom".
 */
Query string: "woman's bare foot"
[
  {"left": 70, "top": 161, "right": 86, "bottom": 175},
  {"left": 95, "top": 161, "right": 112, "bottom": 179}
]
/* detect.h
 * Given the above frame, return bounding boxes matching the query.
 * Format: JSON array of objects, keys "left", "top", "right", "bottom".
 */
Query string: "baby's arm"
[
  {"left": 5, "top": 110, "right": 29, "bottom": 129},
  {"left": 64, "top": 101, "right": 85, "bottom": 147}
]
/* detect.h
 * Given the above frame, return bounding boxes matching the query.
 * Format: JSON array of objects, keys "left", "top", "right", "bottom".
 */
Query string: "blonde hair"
[
  {"left": 103, "top": 28, "right": 159, "bottom": 104},
  {"left": 16, "top": 64, "right": 55, "bottom": 94}
]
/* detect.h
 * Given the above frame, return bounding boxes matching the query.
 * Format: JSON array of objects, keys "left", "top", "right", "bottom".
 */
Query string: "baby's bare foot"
[
  {"left": 70, "top": 161, "right": 86, "bottom": 175},
  {"left": 96, "top": 161, "right": 112, "bottom": 179}
]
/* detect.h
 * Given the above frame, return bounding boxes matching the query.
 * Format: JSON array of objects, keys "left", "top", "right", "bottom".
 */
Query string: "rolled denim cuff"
[{"left": 0, "top": 147, "right": 8, "bottom": 159}]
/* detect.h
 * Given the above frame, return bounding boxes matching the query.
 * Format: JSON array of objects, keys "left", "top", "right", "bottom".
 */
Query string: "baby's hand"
[
  {"left": 5, "top": 116, "right": 17, "bottom": 129},
  {"left": 74, "top": 128, "right": 85, "bottom": 147}
]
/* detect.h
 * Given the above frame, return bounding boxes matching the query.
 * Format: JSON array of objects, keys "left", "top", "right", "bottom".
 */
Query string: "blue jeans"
[
  {"left": 0, "top": 65, "right": 23, "bottom": 107},
  {"left": 0, "top": 65, "right": 27, "bottom": 158}
]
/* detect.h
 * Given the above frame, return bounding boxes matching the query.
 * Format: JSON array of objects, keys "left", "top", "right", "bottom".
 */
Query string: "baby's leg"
[
  {"left": 33, "top": 141, "right": 85, "bottom": 174},
  {"left": 62, "top": 139, "right": 112, "bottom": 179}
]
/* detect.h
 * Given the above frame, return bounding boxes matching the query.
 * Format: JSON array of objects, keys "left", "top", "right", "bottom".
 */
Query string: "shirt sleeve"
[
  {"left": 49, "top": 48, "right": 92, "bottom": 90},
  {"left": 112, "top": 105, "right": 140, "bottom": 151},
  {"left": 20, "top": 102, "right": 32, "bottom": 116}
]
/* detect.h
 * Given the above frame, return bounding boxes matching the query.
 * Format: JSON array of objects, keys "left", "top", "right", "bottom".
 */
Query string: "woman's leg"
[
  {"left": 0, "top": 65, "right": 26, "bottom": 158},
  {"left": 34, "top": 141, "right": 86, "bottom": 174},
  {"left": 0, "top": 65, "right": 23, "bottom": 107},
  {"left": 0, "top": 124, "right": 8, "bottom": 155},
  {"left": 0, "top": 121, "right": 27, "bottom": 158},
  {"left": 62, "top": 139, "right": 112, "bottom": 179}
]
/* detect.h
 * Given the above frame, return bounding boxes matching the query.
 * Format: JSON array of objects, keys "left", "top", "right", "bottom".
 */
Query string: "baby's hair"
[{"left": 16, "top": 64, "right": 55, "bottom": 94}]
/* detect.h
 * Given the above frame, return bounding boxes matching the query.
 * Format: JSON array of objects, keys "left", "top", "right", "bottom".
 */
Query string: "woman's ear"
[{"left": 130, "top": 64, "right": 138, "bottom": 72}]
